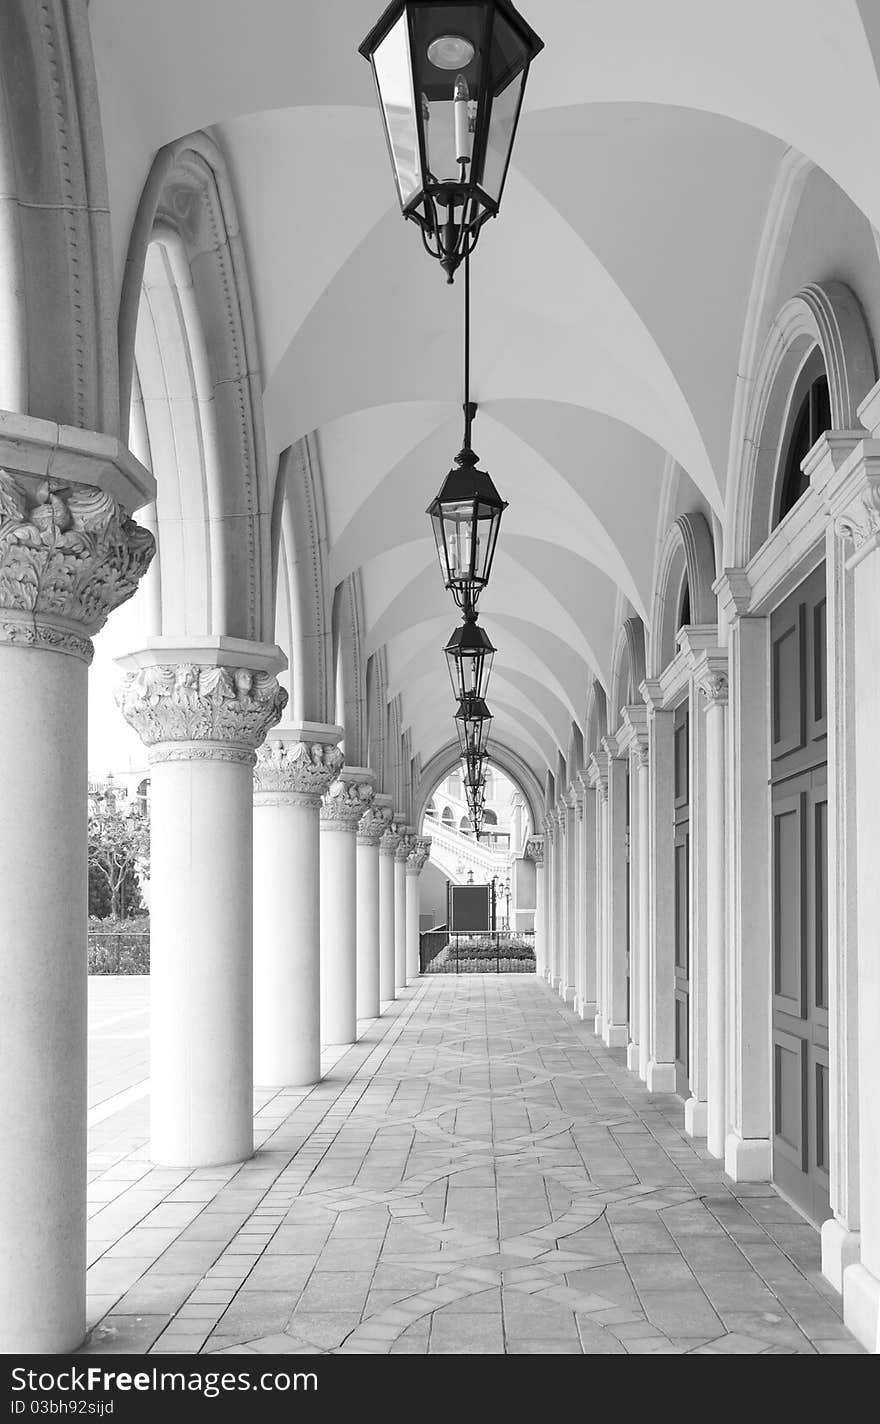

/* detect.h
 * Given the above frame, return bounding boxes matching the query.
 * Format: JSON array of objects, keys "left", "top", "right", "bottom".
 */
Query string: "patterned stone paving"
[{"left": 81, "top": 975, "right": 864, "bottom": 1355}]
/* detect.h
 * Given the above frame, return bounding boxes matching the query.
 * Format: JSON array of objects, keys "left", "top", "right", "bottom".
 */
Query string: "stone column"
[
  {"left": 394, "top": 827, "right": 412, "bottom": 992},
  {"left": 526, "top": 837, "right": 545, "bottom": 974},
  {"left": 642, "top": 683, "right": 676, "bottom": 1092},
  {"left": 406, "top": 837, "right": 431, "bottom": 980},
  {"left": 543, "top": 816, "right": 556, "bottom": 984},
  {"left": 576, "top": 771, "right": 598, "bottom": 1023},
  {"left": 252, "top": 725, "right": 344, "bottom": 1086},
  {"left": 602, "top": 737, "right": 629, "bottom": 1048},
  {"left": 620, "top": 706, "right": 648, "bottom": 1074},
  {"left": 118, "top": 641, "right": 287, "bottom": 1167},
  {"left": 693, "top": 657, "right": 728, "bottom": 1160},
  {"left": 634, "top": 727, "right": 651, "bottom": 1082},
  {"left": 0, "top": 452, "right": 154, "bottom": 1354},
  {"left": 821, "top": 433, "right": 880, "bottom": 1352},
  {"left": 357, "top": 795, "right": 392, "bottom": 1022},
  {"left": 588, "top": 757, "right": 607, "bottom": 1036},
  {"left": 561, "top": 789, "right": 577, "bottom": 1004},
  {"left": 572, "top": 794, "right": 586, "bottom": 1014},
  {"left": 379, "top": 819, "right": 402, "bottom": 1002},
  {"left": 713, "top": 574, "right": 772, "bottom": 1179},
  {"left": 320, "top": 768, "right": 375, "bottom": 1046}
]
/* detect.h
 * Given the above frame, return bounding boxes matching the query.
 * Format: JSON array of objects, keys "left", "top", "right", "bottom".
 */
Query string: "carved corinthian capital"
[
  {"left": 525, "top": 835, "right": 544, "bottom": 864},
  {"left": 0, "top": 472, "right": 155, "bottom": 662},
  {"left": 116, "top": 663, "right": 288, "bottom": 765},
  {"left": 320, "top": 769, "right": 375, "bottom": 830},
  {"left": 358, "top": 801, "right": 393, "bottom": 848},
  {"left": 254, "top": 736, "right": 344, "bottom": 804},
  {"left": 406, "top": 836, "right": 431, "bottom": 873}
]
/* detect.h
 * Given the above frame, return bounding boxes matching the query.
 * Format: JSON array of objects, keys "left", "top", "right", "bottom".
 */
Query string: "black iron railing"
[
  {"left": 419, "top": 930, "right": 536, "bottom": 975},
  {"left": 88, "top": 930, "right": 150, "bottom": 975}
]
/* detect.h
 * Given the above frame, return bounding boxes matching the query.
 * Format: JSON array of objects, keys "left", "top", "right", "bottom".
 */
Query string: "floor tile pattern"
[{"left": 82, "top": 976, "right": 863, "bottom": 1354}]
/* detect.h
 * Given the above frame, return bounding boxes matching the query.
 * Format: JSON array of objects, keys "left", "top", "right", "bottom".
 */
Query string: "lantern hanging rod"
[{"left": 463, "top": 249, "right": 475, "bottom": 450}]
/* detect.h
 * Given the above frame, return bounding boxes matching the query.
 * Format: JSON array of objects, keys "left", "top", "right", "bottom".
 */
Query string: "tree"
[{"left": 88, "top": 808, "right": 150, "bottom": 921}]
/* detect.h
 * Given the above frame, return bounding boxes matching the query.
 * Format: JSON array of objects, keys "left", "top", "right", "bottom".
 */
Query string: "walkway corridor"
[{"left": 83, "top": 977, "right": 862, "bottom": 1355}]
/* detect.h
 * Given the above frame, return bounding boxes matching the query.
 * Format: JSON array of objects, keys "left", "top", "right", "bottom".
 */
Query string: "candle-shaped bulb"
[{"left": 454, "top": 73, "right": 471, "bottom": 164}]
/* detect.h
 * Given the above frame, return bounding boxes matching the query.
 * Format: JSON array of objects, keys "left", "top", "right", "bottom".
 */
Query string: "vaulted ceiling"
[{"left": 88, "top": 0, "right": 880, "bottom": 782}]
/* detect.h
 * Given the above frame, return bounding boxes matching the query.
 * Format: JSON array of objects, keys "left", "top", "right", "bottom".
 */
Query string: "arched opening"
[{"left": 774, "top": 362, "right": 831, "bottom": 526}]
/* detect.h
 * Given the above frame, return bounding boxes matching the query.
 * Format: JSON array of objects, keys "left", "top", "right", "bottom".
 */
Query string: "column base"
[
  {"left": 578, "top": 999, "right": 597, "bottom": 1023},
  {"left": 561, "top": 983, "right": 575, "bottom": 1006},
  {"left": 550, "top": 973, "right": 562, "bottom": 990},
  {"left": 646, "top": 1060, "right": 676, "bottom": 1093},
  {"left": 843, "top": 1262, "right": 880, "bottom": 1354},
  {"left": 626, "top": 1041, "right": 640, "bottom": 1073},
  {"left": 594, "top": 1013, "right": 604, "bottom": 1037},
  {"left": 684, "top": 1097, "right": 708, "bottom": 1139},
  {"left": 822, "top": 1218, "right": 861, "bottom": 1294},
  {"left": 603, "top": 1022, "right": 628, "bottom": 1048},
  {"left": 724, "top": 1132, "right": 772, "bottom": 1182}
]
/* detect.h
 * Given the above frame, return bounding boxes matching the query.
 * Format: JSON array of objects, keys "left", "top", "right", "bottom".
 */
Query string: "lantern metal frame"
[
  {"left": 455, "top": 695, "right": 492, "bottom": 759},
  {"left": 359, "top": 0, "right": 544, "bottom": 283},
  {"left": 445, "top": 607, "right": 496, "bottom": 701}
]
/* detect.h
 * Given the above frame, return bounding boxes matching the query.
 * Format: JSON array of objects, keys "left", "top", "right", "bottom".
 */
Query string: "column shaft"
[
  {"left": 152, "top": 757, "right": 255, "bottom": 1164},
  {"left": 356, "top": 838, "right": 381, "bottom": 1019},
  {"left": 647, "top": 707, "right": 676, "bottom": 1091},
  {"left": 637, "top": 755, "right": 651, "bottom": 1081},
  {"left": 604, "top": 754, "right": 629, "bottom": 1047},
  {"left": 703, "top": 693, "right": 727, "bottom": 1159},
  {"left": 579, "top": 782, "right": 598, "bottom": 1022},
  {"left": 253, "top": 794, "right": 322, "bottom": 1086},
  {"left": 320, "top": 824, "right": 358, "bottom": 1045},
  {"left": 0, "top": 645, "right": 87, "bottom": 1352},
  {"left": 394, "top": 851, "right": 408, "bottom": 991},
  {"left": 626, "top": 753, "right": 641, "bottom": 1073},
  {"left": 534, "top": 859, "right": 545, "bottom": 976},
  {"left": 379, "top": 841, "right": 398, "bottom": 1001},
  {"left": 405, "top": 868, "right": 420, "bottom": 981}
]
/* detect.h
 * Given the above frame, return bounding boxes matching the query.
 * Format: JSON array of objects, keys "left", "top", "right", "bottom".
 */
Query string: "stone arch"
[
  {"left": 730, "top": 280, "right": 876, "bottom": 566},
  {"left": 566, "top": 722, "right": 585, "bottom": 778},
  {"left": 649, "top": 512, "right": 717, "bottom": 675},
  {"left": 610, "top": 617, "right": 647, "bottom": 725},
  {"left": 365, "top": 650, "right": 389, "bottom": 792},
  {"left": 585, "top": 680, "right": 608, "bottom": 758},
  {"left": 331, "top": 573, "right": 367, "bottom": 767},
  {"left": 118, "top": 131, "right": 272, "bottom": 641},
  {"left": 415, "top": 740, "right": 544, "bottom": 832},
  {"left": 273, "top": 435, "right": 333, "bottom": 724},
  {"left": 0, "top": 1, "right": 118, "bottom": 431}
]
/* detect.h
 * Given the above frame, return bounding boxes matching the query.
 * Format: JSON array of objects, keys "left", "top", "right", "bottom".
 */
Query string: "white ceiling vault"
[{"left": 89, "top": 0, "right": 880, "bottom": 789}]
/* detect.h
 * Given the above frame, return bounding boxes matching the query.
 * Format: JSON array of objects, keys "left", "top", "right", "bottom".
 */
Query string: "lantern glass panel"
[
  {"left": 372, "top": 11, "right": 423, "bottom": 208},
  {"left": 480, "top": 11, "right": 528, "bottom": 202}
]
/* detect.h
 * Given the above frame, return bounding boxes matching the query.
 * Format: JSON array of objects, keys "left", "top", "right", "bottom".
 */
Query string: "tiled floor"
[{"left": 82, "top": 974, "right": 864, "bottom": 1354}]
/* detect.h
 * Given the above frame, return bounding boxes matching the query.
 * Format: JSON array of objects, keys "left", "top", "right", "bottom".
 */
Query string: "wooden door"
[
  {"left": 673, "top": 702, "right": 690, "bottom": 1099},
  {"left": 770, "top": 563, "right": 830, "bottom": 1226}
]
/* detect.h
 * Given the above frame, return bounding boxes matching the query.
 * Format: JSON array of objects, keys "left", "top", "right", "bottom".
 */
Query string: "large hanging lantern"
[
  {"left": 359, "top": 1, "right": 544, "bottom": 282},
  {"left": 445, "top": 608, "right": 495, "bottom": 700},
  {"left": 455, "top": 695, "right": 492, "bottom": 758},
  {"left": 428, "top": 435, "right": 506, "bottom": 612}
]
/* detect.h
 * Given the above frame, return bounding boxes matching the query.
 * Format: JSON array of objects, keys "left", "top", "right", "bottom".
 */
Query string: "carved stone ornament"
[
  {"left": 379, "top": 823, "right": 403, "bottom": 857},
  {"left": 697, "top": 670, "right": 729, "bottom": 707},
  {"left": 395, "top": 833, "right": 414, "bottom": 863},
  {"left": 406, "top": 836, "right": 432, "bottom": 872},
  {"left": 525, "top": 836, "right": 544, "bottom": 864},
  {"left": 0, "top": 472, "right": 155, "bottom": 663},
  {"left": 320, "top": 774, "right": 375, "bottom": 829},
  {"left": 116, "top": 663, "right": 288, "bottom": 765},
  {"left": 835, "top": 484, "right": 880, "bottom": 556},
  {"left": 358, "top": 802, "right": 393, "bottom": 847},
  {"left": 254, "top": 737, "right": 344, "bottom": 802}
]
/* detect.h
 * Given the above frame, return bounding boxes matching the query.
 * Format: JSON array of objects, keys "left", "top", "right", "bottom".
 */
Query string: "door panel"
[{"left": 770, "top": 562, "right": 829, "bottom": 1227}]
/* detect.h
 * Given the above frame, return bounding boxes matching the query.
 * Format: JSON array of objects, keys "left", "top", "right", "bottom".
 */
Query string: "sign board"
[{"left": 448, "top": 883, "right": 494, "bottom": 933}]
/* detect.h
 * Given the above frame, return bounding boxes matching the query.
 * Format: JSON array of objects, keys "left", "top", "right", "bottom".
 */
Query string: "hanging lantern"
[
  {"left": 461, "top": 749, "right": 488, "bottom": 788},
  {"left": 445, "top": 608, "right": 496, "bottom": 700},
  {"left": 359, "top": 1, "right": 544, "bottom": 282},
  {"left": 455, "top": 695, "right": 492, "bottom": 758},
  {"left": 428, "top": 438, "right": 506, "bottom": 611}
]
